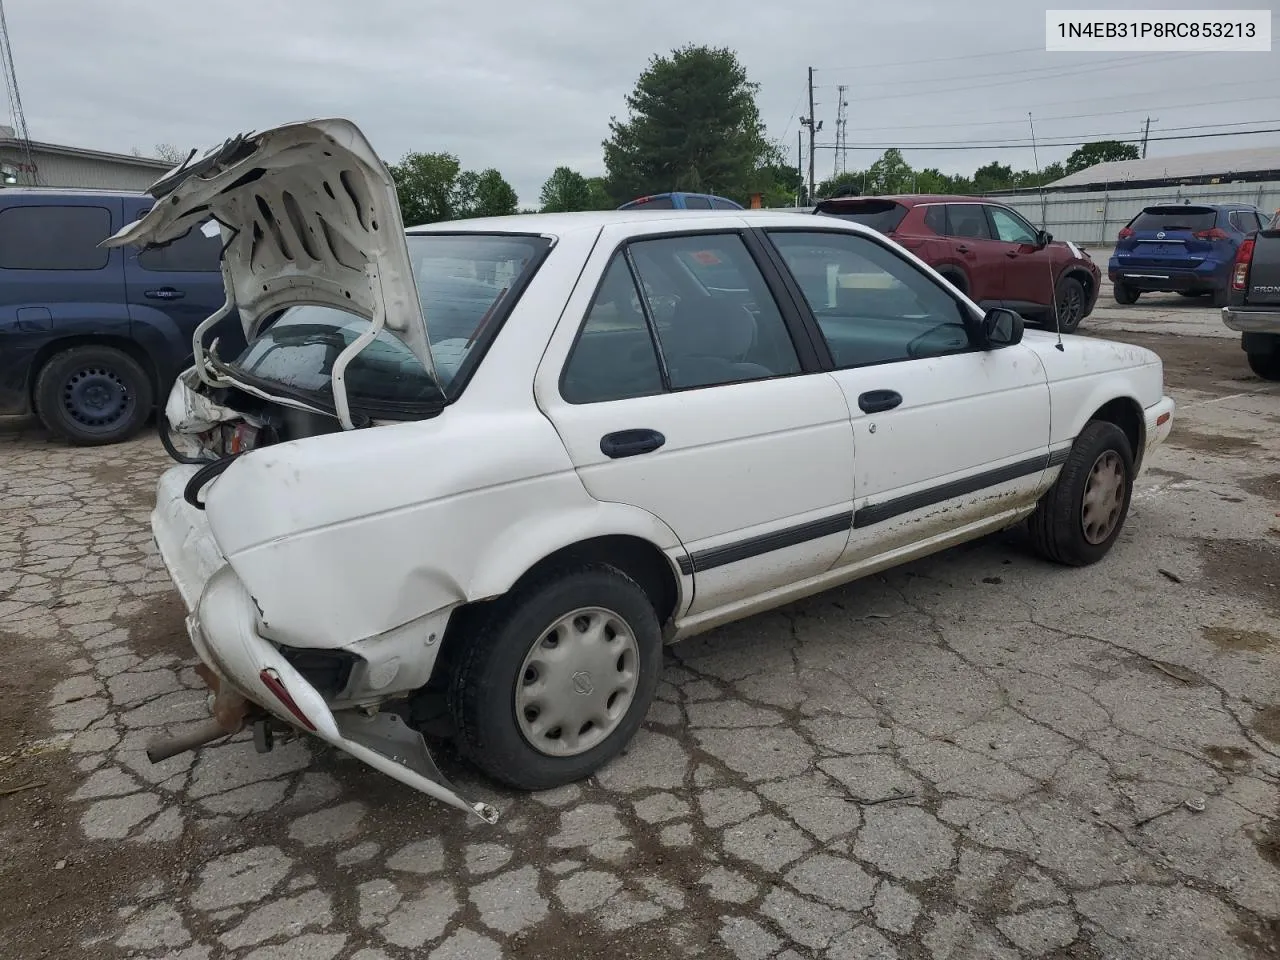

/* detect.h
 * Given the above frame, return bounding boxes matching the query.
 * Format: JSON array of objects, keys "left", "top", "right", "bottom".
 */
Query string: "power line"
[
  {"left": 0, "top": 0, "right": 34, "bottom": 184},
  {"left": 811, "top": 45, "right": 1045, "bottom": 72},
  {"left": 818, "top": 51, "right": 1203, "bottom": 96},
  {"left": 800, "top": 93, "right": 1280, "bottom": 134},
  {"left": 813, "top": 126, "right": 1280, "bottom": 152},
  {"left": 833, "top": 119, "right": 1280, "bottom": 149}
]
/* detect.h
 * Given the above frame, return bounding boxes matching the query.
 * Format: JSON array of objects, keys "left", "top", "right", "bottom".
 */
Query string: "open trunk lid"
[{"left": 102, "top": 118, "right": 436, "bottom": 386}]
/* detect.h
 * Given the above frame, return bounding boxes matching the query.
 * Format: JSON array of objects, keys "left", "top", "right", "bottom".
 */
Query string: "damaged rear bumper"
[{"left": 150, "top": 465, "right": 498, "bottom": 824}]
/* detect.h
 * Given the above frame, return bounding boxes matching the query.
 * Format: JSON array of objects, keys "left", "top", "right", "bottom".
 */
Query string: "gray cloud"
[{"left": 8, "top": 0, "right": 1278, "bottom": 206}]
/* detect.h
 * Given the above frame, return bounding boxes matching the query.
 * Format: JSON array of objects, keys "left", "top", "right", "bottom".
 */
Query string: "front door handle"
[
  {"left": 1005, "top": 250, "right": 1019, "bottom": 258},
  {"left": 600, "top": 429, "right": 666, "bottom": 459},
  {"left": 858, "top": 390, "right": 902, "bottom": 414},
  {"left": 144, "top": 287, "right": 186, "bottom": 300},
  {"left": 955, "top": 244, "right": 970, "bottom": 254}
]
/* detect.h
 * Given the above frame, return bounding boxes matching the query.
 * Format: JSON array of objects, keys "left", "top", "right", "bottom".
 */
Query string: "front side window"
[
  {"left": 224, "top": 232, "right": 549, "bottom": 413},
  {"left": 987, "top": 207, "right": 1039, "bottom": 244},
  {"left": 769, "top": 230, "right": 972, "bottom": 368},
  {"left": 0, "top": 205, "right": 111, "bottom": 270}
]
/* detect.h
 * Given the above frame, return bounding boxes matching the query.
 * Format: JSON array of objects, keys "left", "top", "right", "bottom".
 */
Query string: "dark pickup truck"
[{"left": 1223, "top": 210, "right": 1280, "bottom": 381}]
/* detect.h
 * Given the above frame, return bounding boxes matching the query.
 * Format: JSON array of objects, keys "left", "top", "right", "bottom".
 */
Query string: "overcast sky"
[{"left": 7, "top": 0, "right": 1279, "bottom": 205}]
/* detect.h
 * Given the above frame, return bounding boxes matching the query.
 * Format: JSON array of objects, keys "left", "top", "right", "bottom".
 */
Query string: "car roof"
[
  {"left": 0, "top": 186, "right": 148, "bottom": 200},
  {"left": 816, "top": 194, "right": 1002, "bottom": 207},
  {"left": 405, "top": 209, "right": 865, "bottom": 238}
]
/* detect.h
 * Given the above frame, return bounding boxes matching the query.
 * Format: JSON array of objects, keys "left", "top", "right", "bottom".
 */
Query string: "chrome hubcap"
[
  {"left": 1082, "top": 450, "right": 1126, "bottom": 544},
  {"left": 514, "top": 606, "right": 639, "bottom": 757}
]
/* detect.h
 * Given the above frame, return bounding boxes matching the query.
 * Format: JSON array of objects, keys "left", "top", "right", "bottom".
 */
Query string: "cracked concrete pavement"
[{"left": 1, "top": 294, "right": 1278, "bottom": 960}]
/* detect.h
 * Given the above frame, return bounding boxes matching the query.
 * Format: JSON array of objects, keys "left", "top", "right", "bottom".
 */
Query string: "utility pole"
[
  {"left": 799, "top": 67, "right": 822, "bottom": 203},
  {"left": 796, "top": 129, "right": 803, "bottom": 207},
  {"left": 833, "top": 84, "right": 849, "bottom": 179},
  {"left": 1140, "top": 117, "right": 1152, "bottom": 159}
]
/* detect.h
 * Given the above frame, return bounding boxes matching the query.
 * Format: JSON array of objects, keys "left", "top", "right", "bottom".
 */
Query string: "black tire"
[
  {"left": 1028, "top": 421, "right": 1135, "bottom": 567},
  {"left": 1053, "top": 276, "right": 1086, "bottom": 333},
  {"left": 1247, "top": 351, "right": 1280, "bottom": 381},
  {"left": 1112, "top": 282, "right": 1139, "bottom": 305},
  {"left": 448, "top": 563, "right": 663, "bottom": 790},
  {"left": 33, "top": 345, "right": 154, "bottom": 446}
]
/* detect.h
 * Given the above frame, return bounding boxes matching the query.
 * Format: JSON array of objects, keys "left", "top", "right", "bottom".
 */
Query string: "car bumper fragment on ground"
[{"left": 1, "top": 292, "right": 1278, "bottom": 960}]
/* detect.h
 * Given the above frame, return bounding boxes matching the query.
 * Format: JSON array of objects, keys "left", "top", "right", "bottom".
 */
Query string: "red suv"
[{"left": 812, "top": 195, "right": 1101, "bottom": 333}]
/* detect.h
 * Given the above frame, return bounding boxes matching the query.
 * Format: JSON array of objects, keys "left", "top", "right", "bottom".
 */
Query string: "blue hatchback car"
[
  {"left": 1108, "top": 202, "right": 1265, "bottom": 306},
  {"left": 617, "top": 191, "right": 744, "bottom": 211}
]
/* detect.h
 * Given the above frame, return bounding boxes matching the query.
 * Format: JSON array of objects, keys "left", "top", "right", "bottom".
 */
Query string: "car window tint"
[
  {"left": 627, "top": 233, "right": 801, "bottom": 390},
  {"left": 769, "top": 230, "right": 972, "bottom": 368},
  {"left": 1130, "top": 207, "right": 1217, "bottom": 232},
  {"left": 626, "top": 196, "right": 674, "bottom": 210},
  {"left": 922, "top": 205, "right": 947, "bottom": 235},
  {"left": 137, "top": 223, "right": 222, "bottom": 272},
  {"left": 561, "top": 254, "right": 665, "bottom": 404},
  {"left": 987, "top": 207, "right": 1038, "bottom": 244},
  {"left": 709, "top": 197, "right": 739, "bottom": 210},
  {"left": 683, "top": 196, "right": 712, "bottom": 209},
  {"left": 945, "top": 204, "right": 991, "bottom": 240},
  {"left": 1231, "top": 211, "right": 1262, "bottom": 233},
  {"left": 0, "top": 205, "right": 111, "bottom": 270}
]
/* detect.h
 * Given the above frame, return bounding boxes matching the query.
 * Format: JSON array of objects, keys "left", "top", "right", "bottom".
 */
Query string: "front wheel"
[
  {"left": 1112, "top": 282, "right": 1139, "bottom": 305},
  {"left": 1028, "top": 421, "right": 1135, "bottom": 567},
  {"left": 33, "top": 345, "right": 154, "bottom": 446},
  {"left": 1053, "top": 276, "right": 1086, "bottom": 333},
  {"left": 448, "top": 564, "right": 663, "bottom": 790},
  {"left": 1247, "top": 350, "right": 1280, "bottom": 381}
]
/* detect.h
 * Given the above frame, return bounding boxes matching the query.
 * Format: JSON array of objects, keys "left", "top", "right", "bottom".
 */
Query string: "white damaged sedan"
[{"left": 108, "top": 119, "right": 1174, "bottom": 823}]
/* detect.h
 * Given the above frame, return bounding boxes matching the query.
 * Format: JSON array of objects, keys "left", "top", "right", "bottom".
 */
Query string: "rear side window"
[
  {"left": 683, "top": 196, "right": 712, "bottom": 209},
  {"left": 137, "top": 224, "right": 222, "bottom": 272},
  {"left": 945, "top": 204, "right": 992, "bottom": 239},
  {"left": 0, "top": 205, "right": 111, "bottom": 270},
  {"left": 624, "top": 196, "right": 675, "bottom": 210},
  {"left": 1129, "top": 206, "right": 1218, "bottom": 233},
  {"left": 1229, "top": 210, "right": 1263, "bottom": 233},
  {"left": 922, "top": 205, "right": 947, "bottom": 235},
  {"left": 816, "top": 199, "right": 908, "bottom": 234},
  {"left": 709, "top": 197, "right": 740, "bottom": 210}
]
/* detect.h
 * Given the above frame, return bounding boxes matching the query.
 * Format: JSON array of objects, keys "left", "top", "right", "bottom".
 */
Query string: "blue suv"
[
  {"left": 1109, "top": 202, "right": 1264, "bottom": 307},
  {"left": 617, "top": 191, "right": 744, "bottom": 210},
  {"left": 0, "top": 188, "right": 245, "bottom": 445}
]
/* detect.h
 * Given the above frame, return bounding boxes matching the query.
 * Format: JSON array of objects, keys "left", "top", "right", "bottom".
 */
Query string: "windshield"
[
  {"left": 226, "top": 233, "right": 550, "bottom": 414},
  {"left": 1130, "top": 207, "right": 1217, "bottom": 233},
  {"left": 815, "top": 200, "right": 908, "bottom": 234}
]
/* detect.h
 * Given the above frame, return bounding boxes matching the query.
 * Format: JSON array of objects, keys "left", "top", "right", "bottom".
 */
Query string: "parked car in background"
[
  {"left": 113, "top": 118, "right": 1174, "bottom": 822},
  {"left": 811, "top": 194, "right": 1101, "bottom": 333},
  {"left": 0, "top": 187, "right": 246, "bottom": 445},
  {"left": 1222, "top": 208, "right": 1280, "bottom": 380},
  {"left": 1109, "top": 202, "right": 1264, "bottom": 307},
  {"left": 618, "top": 191, "right": 744, "bottom": 210}
]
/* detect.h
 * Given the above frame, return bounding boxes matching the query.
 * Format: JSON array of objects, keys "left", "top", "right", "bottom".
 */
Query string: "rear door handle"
[
  {"left": 955, "top": 244, "right": 970, "bottom": 254},
  {"left": 144, "top": 287, "right": 185, "bottom": 300},
  {"left": 600, "top": 429, "right": 666, "bottom": 459},
  {"left": 858, "top": 390, "right": 903, "bottom": 414},
  {"left": 1005, "top": 250, "right": 1019, "bottom": 258}
]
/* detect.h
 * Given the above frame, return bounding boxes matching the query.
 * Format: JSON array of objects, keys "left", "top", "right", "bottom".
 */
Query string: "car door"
[
  {"left": 761, "top": 226, "right": 1052, "bottom": 568},
  {"left": 534, "top": 223, "right": 856, "bottom": 616},
  {"left": 122, "top": 197, "right": 246, "bottom": 383},
  {"left": 985, "top": 204, "right": 1054, "bottom": 311},
  {"left": 939, "top": 203, "right": 1005, "bottom": 307}
]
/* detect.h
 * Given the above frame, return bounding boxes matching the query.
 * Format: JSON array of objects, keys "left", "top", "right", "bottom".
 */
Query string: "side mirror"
[
  {"left": 982, "top": 307, "right": 1023, "bottom": 348},
  {"left": 1036, "top": 229, "right": 1053, "bottom": 247}
]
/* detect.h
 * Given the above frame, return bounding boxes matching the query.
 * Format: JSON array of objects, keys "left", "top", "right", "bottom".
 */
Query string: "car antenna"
[{"left": 1028, "top": 111, "right": 1065, "bottom": 352}]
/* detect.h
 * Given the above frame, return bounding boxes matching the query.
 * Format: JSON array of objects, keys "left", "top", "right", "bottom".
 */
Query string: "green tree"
[
  {"left": 462, "top": 168, "right": 519, "bottom": 218},
  {"left": 585, "top": 176, "right": 614, "bottom": 210},
  {"left": 864, "top": 148, "right": 913, "bottom": 194},
  {"left": 972, "top": 161, "right": 1015, "bottom": 192},
  {"left": 539, "top": 166, "right": 593, "bottom": 212},
  {"left": 389, "top": 151, "right": 464, "bottom": 224},
  {"left": 914, "top": 168, "right": 957, "bottom": 194},
  {"left": 1065, "top": 139, "right": 1139, "bottom": 175},
  {"left": 603, "top": 44, "right": 772, "bottom": 204},
  {"left": 815, "top": 170, "right": 865, "bottom": 200}
]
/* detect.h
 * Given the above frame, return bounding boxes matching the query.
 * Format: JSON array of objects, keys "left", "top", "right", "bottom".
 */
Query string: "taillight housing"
[
  {"left": 1117, "top": 227, "right": 1134, "bottom": 240},
  {"left": 1232, "top": 238, "right": 1255, "bottom": 290},
  {"left": 1194, "top": 227, "right": 1230, "bottom": 240}
]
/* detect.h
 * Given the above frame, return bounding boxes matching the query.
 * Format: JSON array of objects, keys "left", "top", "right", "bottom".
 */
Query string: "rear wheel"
[
  {"left": 1053, "top": 276, "right": 1086, "bottom": 333},
  {"left": 1028, "top": 421, "right": 1134, "bottom": 567},
  {"left": 33, "top": 345, "right": 153, "bottom": 446},
  {"left": 448, "top": 563, "right": 662, "bottom": 790},
  {"left": 1112, "top": 282, "right": 1139, "bottom": 305},
  {"left": 1247, "top": 351, "right": 1280, "bottom": 381}
]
